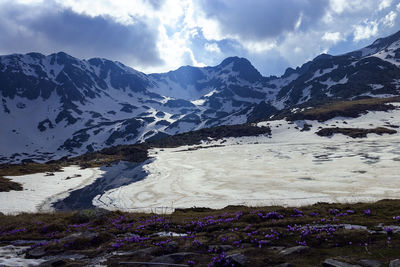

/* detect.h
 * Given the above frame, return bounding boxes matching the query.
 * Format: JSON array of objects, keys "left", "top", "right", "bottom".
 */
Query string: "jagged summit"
[{"left": 219, "top": 56, "right": 262, "bottom": 83}]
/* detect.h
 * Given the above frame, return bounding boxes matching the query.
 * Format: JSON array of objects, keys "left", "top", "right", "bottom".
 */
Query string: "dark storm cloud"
[
  {"left": 0, "top": 2, "right": 163, "bottom": 67},
  {"left": 197, "top": 0, "right": 330, "bottom": 41}
]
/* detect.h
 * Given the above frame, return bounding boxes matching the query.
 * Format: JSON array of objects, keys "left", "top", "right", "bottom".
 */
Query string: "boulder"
[
  {"left": 39, "top": 259, "right": 68, "bottom": 266},
  {"left": 359, "top": 259, "right": 382, "bottom": 267},
  {"left": 151, "top": 252, "right": 198, "bottom": 264},
  {"left": 26, "top": 247, "right": 47, "bottom": 258},
  {"left": 390, "top": 259, "right": 400, "bottom": 267},
  {"left": 279, "top": 246, "right": 310, "bottom": 256},
  {"left": 226, "top": 253, "right": 247, "bottom": 267},
  {"left": 323, "top": 259, "right": 361, "bottom": 267},
  {"left": 208, "top": 244, "right": 234, "bottom": 252},
  {"left": 60, "top": 231, "right": 98, "bottom": 243}
]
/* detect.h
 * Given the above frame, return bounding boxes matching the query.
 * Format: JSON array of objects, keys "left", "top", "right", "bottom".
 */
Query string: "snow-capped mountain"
[
  {"left": 2, "top": 30, "right": 400, "bottom": 163},
  {"left": 276, "top": 31, "right": 400, "bottom": 107},
  {"left": 0, "top": 53, "right": 275, "bottom": 163}
]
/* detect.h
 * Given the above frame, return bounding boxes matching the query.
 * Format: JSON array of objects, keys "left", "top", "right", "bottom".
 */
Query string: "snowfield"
[{"left": 0, "top": 166, "right": 104, "bottom": 214}]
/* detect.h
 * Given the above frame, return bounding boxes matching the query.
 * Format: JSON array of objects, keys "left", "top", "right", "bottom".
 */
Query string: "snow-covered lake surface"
[
  {"left": 94, "top": 135, "right": 400, "bottom": 211},
  {"left": 2, "top": 107, "right": 400, "bottom": 214}
]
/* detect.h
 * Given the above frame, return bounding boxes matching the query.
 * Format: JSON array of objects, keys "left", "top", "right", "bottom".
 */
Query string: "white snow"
[
  {"left": 369, "top": 40, "right": 400, "bottom": 66},
  {"left": 0, "top": 166, "right": 104, "bottom": 214},
  {"left": 0, "top": 246, "right": 45, "bottom": 266},
  {"left": 369, "top": 84, "right": 384, "bottom": 90},
  {"left": 320, "top": 75, "right": 348, "bottom": 89},
  {"left": 306, "top": 65, "right": 338, "bottom": 82}
]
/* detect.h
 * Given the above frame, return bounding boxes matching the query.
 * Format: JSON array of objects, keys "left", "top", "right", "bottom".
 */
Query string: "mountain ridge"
[{"left": 2, "top": 30, "right": 400, "bottom": 163}]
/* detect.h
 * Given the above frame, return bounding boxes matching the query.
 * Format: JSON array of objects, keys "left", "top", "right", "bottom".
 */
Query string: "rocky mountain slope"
[{"left": 2, "top": 30, "right": 400, "bottom": 163}]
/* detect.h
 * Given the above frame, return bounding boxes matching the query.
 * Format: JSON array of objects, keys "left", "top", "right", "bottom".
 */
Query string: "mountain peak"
[
  {"left": 220, "top": 56, "right": 252, "bottom": 67},
  {"left": 219, "top": 56, "right": 263, "bottom": 82}
]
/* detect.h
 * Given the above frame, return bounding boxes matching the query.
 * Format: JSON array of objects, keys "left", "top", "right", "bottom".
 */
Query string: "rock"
[
  {"left": 257, "top": 240, "right": 273, "bottom": 246},
  {"left": 274, "top": 263, "right": 291, "bottom": 267},
  {"left": 390, "top": 259, "right": 400, "bottom": 267},
  {"left": 323, "top": 259, "right": 361, "bottom": 267},
  {"left": 60, "top": 231, "right": 98, "bottom": 242},
  {"left": 279, "top": 246, "right": 310, "bottom": 256},
  {"left": 114, "top": 247, "right": 158, "bottom": 257},
  {"left": 208, "top": 244, "right": 234, "bottom": 252},
  {"left": 226, "top": 253, "right": 247, "bottom": 266},
  {"left": 151, "top": 252, "right": 198, "bottom": 264},
  {"left": 39, "top": 259, "right": 68, "bottom": 266},
  {"left": 71, "top": 208, "right": 112, "bottom": 223},
  {"left": 27, "top": 247, "right": 47, "bottom": 258},
  {"left": 164, "top": 241, "right": 179, "bottom": 253},
  {"left": 268, "top": 246, "right": 285, "bottom": 251},
  {"left": 359, "top": 259, "right": 382, "bottom": 267}
]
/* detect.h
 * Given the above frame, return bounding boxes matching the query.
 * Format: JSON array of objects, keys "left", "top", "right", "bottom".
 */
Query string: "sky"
[{"left": 0, "top": 0, "right": 400, "bottom": 76}]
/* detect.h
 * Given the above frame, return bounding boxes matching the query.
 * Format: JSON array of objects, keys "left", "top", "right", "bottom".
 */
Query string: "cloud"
[
  {"left": 329, "top": 0, "right": 367, "bottom": 14},
  {"left": 382, "top": 11, "right": 397, "bottom": 27},
  {"left": 0, "top": 2, "right": 163, "bottom": 67},
  {"left": 195, "top": 0, "right": 330, "bottom": 42},
  {"left": 204, "top": 43, "right": 221, "bottom": 53},
  {"left": 353, "top": 20, "right": 379, "bottom": 41},
  {"left": 322, "top": 32, "right": 343, "bottom": 43},
  {"left": 379, "top": 0, "right": 393, "bottom": 10},
  {"left": 1, "top": 0, "right": 400, "bottom": 77}
]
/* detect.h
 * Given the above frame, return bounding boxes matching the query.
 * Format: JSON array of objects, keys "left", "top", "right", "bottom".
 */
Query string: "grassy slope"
[
  {"left": 0, "top": 200, "right": 400, "bottom": 266},
  {"left": 285, "top": 96, "right": 400, "bottom": 122}
]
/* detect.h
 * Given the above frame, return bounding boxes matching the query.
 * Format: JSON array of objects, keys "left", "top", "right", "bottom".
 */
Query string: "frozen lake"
[{"left": 94, "top": 135, "right": 400, "bottom": 211}]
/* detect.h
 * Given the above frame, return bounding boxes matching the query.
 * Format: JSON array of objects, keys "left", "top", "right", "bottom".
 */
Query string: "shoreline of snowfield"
[{"left": 1, "top": 107, "right": 400, "bottom": 214}]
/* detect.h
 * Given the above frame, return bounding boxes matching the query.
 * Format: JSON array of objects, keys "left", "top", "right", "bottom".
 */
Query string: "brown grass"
[
  {"left": 286, "top": 96, "right": 400, "bottom": 122},
  {"left": 316, "top": 127, "right": 397, "bottom": 138},
  {"left": 0, "top": 176, "right": 22, "bottom": 192}
]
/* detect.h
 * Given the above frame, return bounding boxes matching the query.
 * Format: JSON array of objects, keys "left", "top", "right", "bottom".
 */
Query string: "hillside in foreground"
[{"left": 1, "top": 200, "right": 400, "bottom": 266}]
